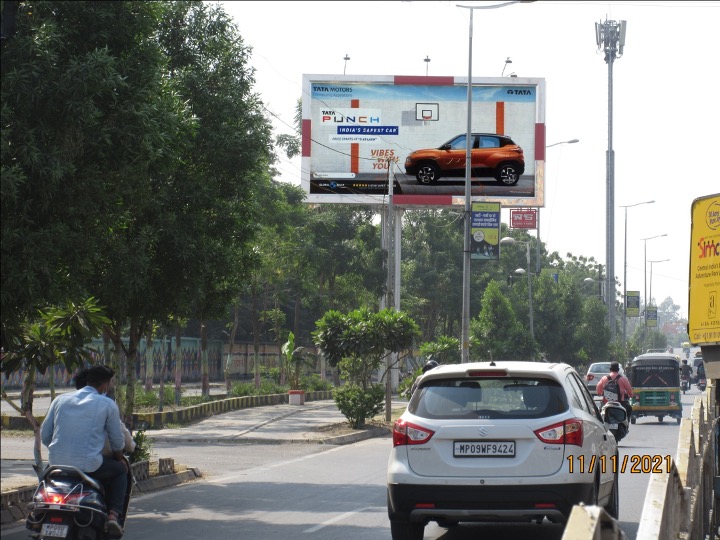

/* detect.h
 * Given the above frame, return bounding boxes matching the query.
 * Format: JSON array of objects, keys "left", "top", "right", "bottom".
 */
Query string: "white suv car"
[{"left": 387, "top": 361, "right": 618, "bottom": 539}]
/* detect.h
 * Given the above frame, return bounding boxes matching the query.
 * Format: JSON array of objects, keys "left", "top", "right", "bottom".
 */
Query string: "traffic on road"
[{"left": 1, "top": 380, "right": 702, "bottom": 540}]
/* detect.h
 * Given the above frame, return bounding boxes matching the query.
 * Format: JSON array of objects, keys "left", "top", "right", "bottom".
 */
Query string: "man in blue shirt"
[{"left": 41, "top": 365, "right": 127, "bottom": 536}]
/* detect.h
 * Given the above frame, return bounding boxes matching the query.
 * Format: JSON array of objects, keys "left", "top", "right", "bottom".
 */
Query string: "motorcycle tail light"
[{"left": 40, "top": 488, "right": 83, "bottom": 506}]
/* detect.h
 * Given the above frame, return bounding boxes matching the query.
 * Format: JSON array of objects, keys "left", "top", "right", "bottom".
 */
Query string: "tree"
[
  {"left": 1, "top": 1, "right": 189, "bottom": 351},
  {"left": 471, "top": 280, "right": 529, "bottom": 360},
  {"left": 156, "top": 1, "right": 275, "bottom": 397},
  {"left": 575, "top": 297, "right": 611, "bottom": 364},
  {"left": 402, "top": 209, "right": 463, "bottom": 341},
  {"left": 313, "top": 308, "right": 419, "bottom": 427},
  {"left": 1, "top": 297, "right": 109, "bottom": 476}
]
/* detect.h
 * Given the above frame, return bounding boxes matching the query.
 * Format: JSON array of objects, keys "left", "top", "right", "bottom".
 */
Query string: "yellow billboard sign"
[{"left": 688, "top": 193, "right": 720, "bottom": 346}]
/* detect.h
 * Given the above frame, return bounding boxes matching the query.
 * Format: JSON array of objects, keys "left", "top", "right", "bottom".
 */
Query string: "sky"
[{"left": 221, "top": 0, "right": 720, "bottom": 320}]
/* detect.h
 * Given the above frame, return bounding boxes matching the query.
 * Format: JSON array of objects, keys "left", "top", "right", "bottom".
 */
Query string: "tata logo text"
[
  {"left": 506, "top": 89, "right": 532, "bottom": 95},
  {"left": 313, "top": 86, "right": 352, "bottom": 93},
  {"left": 697, "top": 237, "right": 720, "bottom": 259}
]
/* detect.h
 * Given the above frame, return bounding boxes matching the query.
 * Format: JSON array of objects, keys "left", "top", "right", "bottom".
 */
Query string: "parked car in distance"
[
  {"left": 404, "top": 133, "right": 525, "bottom": 186},
  {"left": 585, "top": 362, "right": 625, "bottom": 395},
  {"left": 387, "top": 361, "right": 618, "bottom": 539}
]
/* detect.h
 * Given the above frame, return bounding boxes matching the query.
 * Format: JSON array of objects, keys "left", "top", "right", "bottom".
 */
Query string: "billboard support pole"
[{"left": 383, "top": 158, "right": 402, "bottom": 421}]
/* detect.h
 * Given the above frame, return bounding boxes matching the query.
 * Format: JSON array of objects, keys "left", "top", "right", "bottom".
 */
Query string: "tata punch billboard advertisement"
[{"left": 301, "top": 74, "right": 546, "bottom": 208}]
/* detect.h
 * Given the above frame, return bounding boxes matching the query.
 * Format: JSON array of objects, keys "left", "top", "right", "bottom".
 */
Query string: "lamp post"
[
  {"left": 583, "top": 276, "right": 605, "bottom": 300},
  {"left": 541, "top": 139, "right": 579, "bottom": 273},
  {"left": 641, "top": 234, "right": 667, "bottom": 329},
  {"left": 424, "top": 55, "right": 431, "bottom": 76},
  {"left": 343, "top": 54, "right": 350, "bottom": 75},
  {"left": 619, "top": 200, "right": 654, "bottom": 352},
  {"left": 500, "top": 237, "right": 534, "bottom": 356},
  {"left": 648, "top": 258, "right": 670, "bottom": 312},
  {"left": 595, "top": 18, "right": 627, "bottom": 342},
  {"left": 457, "top": 0, "right": 522, "bottom": 363},
  {"left": 501, "top": 57, "right": 512, "bottom": 76}
]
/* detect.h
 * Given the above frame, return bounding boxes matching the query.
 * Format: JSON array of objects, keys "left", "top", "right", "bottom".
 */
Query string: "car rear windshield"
[
  {"left": 409, "top": 377, "right": 568, "bottom": 420},
  {"left": 589, "top": 364, "right": 610, "bottom": 373},
  {"left": 631, "top": 364, "right": 680, "bottom": 387}
]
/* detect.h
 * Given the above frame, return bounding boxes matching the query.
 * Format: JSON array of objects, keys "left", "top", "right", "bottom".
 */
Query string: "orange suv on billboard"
[{"left": 404, "top": 133, "right": 525, "bottom": 186}]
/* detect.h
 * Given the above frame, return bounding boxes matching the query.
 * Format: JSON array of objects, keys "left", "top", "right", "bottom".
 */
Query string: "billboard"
[
  {"left": 301, "top": 75, "right": 546, "bottom": 208},
  {"left": 688, "top": 193, "right": 720, "bottom": 346},
  {"left": 510, "top": 208, "right": 537, "bottom": 229},
  {"left": 626, "top": 291, "right": 640, "bottom": 317},
  {"left": 471, "top": 202, "right": 500, "bottom": 260}
]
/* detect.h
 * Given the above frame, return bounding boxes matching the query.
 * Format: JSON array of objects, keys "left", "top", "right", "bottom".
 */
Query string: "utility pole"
[{"left": 595, "top": 18, "right": 627, "bottom": 342}]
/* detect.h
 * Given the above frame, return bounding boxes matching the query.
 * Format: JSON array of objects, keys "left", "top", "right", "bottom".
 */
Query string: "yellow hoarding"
[{"left": 688, "top": 193, "right": 720, "bottom": 346}]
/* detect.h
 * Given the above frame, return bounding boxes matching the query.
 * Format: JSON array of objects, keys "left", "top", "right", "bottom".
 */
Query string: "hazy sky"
[{"left": 222, "top": 0, "right": 720, "bottom": 319}]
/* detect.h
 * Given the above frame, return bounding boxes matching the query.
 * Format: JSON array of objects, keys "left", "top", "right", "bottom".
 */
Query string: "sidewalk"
[{"left": 2, "top": 398, "right": 397, "bottom": 492}]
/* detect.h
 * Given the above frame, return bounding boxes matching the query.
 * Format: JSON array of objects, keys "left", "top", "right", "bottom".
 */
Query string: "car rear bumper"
[{"left": 387, "top": 482, "right": 594, "bottom": 524}]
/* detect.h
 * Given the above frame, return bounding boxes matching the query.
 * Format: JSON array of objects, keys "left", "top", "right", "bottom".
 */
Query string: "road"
[{"left": 1, "top": 388, "right": 699, "bottom": 539}]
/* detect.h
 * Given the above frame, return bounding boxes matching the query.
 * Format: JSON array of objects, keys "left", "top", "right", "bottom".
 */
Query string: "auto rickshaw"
[{"left": 628, "top": 353, "right": 683, "bottom": 424}]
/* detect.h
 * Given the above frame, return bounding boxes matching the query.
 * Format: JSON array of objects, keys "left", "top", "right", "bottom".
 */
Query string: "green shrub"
[
  {"left": 303, "top": 374, "right": 333, "bottom": 392},
  {"left": 133, "top": 384, "right": 178, "bottom": 408},
  {"left": 129, "top": 429, "right": 152, "bottom": 464},
  {"left": 257, "top": 379, "right": 286, "bottom": 395},
  {"left": 230, "top": 381, "right": 255, "bottom": 397},
  {"left": 334, "top": 384, "right": 385, "bottom": 428}
]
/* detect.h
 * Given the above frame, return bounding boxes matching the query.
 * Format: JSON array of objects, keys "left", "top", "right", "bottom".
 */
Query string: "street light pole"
[
  {"left": 542, "top": 139, "right": 579, "bottom": 273},
  {"left": 619, "top": 200, "right": 654, "bottom": 353},
  {"left": 500, "top": 236, "right": 534, "bottom": 358},
  {"left": 648, "top": 258, "right": 670, "bottom": 313},
  {"left": 595, "top": 18, "right": 627, "bottom": 342},
  {"left": 457, "top": 0, "right": 521, "bottom": 363},
  {"left": 641, "top": 234, "right": 667, "bottom": 330}
]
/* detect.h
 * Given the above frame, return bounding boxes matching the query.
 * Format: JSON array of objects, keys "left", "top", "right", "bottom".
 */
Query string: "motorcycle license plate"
[
  {"left": 609, "top": 423, "right": 618, "bottom": 429},
  {"left": 41, "top": 523, "right": 68, "bottom": 538}
]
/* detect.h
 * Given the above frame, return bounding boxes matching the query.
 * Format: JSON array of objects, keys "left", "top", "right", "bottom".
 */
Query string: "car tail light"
[
  {"left": 467, "top": 370, "right": 508, "bottom": 377},
  {"left": 392, "top": 418, "right": 435, "bottom": 447},
  {"left": 586, "top": 374, "right": 595, "bottom": 382},
  {"left": 534, "top": 419, "right": 583, "bottom": 446}
]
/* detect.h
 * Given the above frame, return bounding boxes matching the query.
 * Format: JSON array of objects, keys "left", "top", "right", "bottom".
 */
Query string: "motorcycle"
[
  {"left": 25, "top": 459, "right": 133, "bottom": 540},
  {"left": 697, "top": 378, "right": 707, "bottom": 392},
  {"left": 681, "top": 375, "right": 690, "bottom": 394},
  {"left": 601, "top": 400, "right": 629, "bottom": 443}
]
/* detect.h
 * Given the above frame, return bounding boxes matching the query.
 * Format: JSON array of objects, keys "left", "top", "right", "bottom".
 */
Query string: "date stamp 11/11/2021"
[{"left": 566, "top": 454, "right": 672, "bottom": 475}]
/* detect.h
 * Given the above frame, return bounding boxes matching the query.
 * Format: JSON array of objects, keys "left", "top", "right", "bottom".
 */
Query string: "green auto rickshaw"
[{"left": 628, "top": 353, "right": 683, "bottom": 425}]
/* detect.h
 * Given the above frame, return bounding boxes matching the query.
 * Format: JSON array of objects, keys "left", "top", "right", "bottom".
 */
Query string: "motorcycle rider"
[
  {"left": 596, "top": 361, "right": 633, "bottom": 420},
  {"left": 680, "top": 357, "right": 692, "bottom": 378},
  {"left": 409, "top": 359, "right": 439, "bottom": 396},
  {"left": 74, "top": 368, "right": 136, "bottom": 457},
  {"left": 41, "top": 365, "right": 128, "bottom": 537}
]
